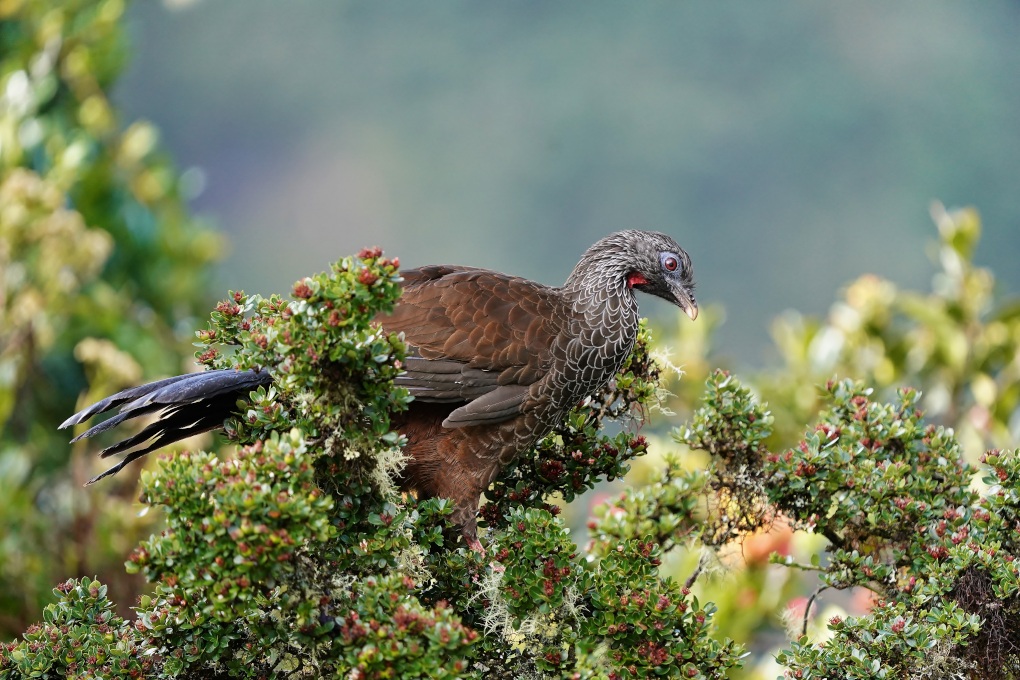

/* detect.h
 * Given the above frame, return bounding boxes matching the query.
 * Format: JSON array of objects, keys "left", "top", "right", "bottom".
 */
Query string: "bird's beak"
[{"left": 675, "top": 289, "right": 698, "bottom": 321}]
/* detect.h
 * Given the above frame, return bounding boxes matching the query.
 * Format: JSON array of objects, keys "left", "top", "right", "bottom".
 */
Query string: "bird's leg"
[{"left": 451, "top": 501, "right": 485, "bottom": 554}]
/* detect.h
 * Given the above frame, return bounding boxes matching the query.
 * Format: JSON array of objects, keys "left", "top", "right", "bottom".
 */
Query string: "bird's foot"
[{"left": 466, "top": 536, "right": 485, "bottom": 555}]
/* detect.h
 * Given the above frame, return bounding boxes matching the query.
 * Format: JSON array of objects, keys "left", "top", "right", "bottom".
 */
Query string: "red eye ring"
[{"left": 663, "top": 256, "right": 678, "bottom": 272}]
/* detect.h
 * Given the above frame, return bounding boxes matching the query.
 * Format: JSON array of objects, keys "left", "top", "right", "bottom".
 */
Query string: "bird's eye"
[{"left": 660, "top": 252, "right": 680, "bottom": 272}]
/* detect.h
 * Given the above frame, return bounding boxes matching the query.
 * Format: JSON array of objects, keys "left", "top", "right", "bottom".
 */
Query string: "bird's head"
[
  {"left": 566, "top": 230, "right": 698, "bottom": 320},
  {"left": 614, "top": 230, "right": 698, "bottom": 321}
]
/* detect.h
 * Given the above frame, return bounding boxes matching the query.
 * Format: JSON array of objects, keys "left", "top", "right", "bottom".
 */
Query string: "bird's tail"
[{"left": 60, "top": 368, "right": 273, "bottom": 485}]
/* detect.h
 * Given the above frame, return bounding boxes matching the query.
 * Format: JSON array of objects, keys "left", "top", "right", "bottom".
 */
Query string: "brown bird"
[{"left": 61, "top": 230, "right": 698, "bottom": 548}]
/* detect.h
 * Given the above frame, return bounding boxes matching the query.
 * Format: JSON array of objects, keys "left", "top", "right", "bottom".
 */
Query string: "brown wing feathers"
[{"left": 381, "top": 266, "right": 563, "bottom": 426}]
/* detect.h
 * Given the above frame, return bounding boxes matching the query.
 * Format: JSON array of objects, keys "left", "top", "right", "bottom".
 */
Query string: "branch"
[
  {"left": 802, "top": 585, "right": 829, "bottom": 637},
  {"left": 781, "top": 559, "right": 826, "bottom": 573},
  {"left": 685, "top": 553, "right": 711, "bottom": 590}
]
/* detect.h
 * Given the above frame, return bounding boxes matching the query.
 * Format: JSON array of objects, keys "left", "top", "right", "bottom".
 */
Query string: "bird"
[{"left": 61, "top": 230, "right": 698, "bottom": 549}]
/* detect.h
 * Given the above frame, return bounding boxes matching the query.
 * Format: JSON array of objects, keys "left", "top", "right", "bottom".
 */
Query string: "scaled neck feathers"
[{"left": 560, "top": 232, "right": 641, "bottom": 316}]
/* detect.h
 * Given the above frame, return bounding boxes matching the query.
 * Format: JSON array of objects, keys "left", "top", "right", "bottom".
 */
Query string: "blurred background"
[
  {"left": 3, "top": 1, "right": 1020, "bottom": 676},
  {"left": 118, "top": 0, "right": 1020, "bottom": 365}
]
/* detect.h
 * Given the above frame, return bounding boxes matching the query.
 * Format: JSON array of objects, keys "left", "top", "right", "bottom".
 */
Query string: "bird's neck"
[
  {"left": 552, "top": 252, "right": 641, "bottom": 407},
  {"left": 561, "top": 252, "right": 639, "bottom": 322}
]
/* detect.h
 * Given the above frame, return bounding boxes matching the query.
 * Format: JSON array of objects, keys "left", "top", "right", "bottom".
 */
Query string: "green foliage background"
[{"left": 0, "top": 0, "right": 220, "bottom": 636}]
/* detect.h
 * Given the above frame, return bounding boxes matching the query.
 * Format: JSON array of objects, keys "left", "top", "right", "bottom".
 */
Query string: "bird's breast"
[{"left": 541, "top": 301, "right": 640, "bottom": 416}]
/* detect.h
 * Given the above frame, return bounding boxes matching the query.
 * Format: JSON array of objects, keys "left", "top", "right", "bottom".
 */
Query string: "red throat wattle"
[{"left": 626, "top": 272, "right": 648, "bottom": 288}]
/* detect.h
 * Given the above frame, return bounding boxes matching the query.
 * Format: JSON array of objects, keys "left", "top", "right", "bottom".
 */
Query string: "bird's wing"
[{"left": 379, "top": 265, "right": 564, "bottom": 427}]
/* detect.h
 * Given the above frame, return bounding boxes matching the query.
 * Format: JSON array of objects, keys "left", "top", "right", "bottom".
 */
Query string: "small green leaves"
[
  {"left": 327, "top": 574, "right": 478, "bottom": 678},
  {"left": 583, "top": 539, "right": 739, "bottom": 679},
  {"left": 676, "top": 368, "right": 775, "bottom": 545},
  {"left": 676, "top": 369, "right": 1020, "bottom": 678},
  {"left": 0, "top": 577, "right": 150, "bottom": 678}
]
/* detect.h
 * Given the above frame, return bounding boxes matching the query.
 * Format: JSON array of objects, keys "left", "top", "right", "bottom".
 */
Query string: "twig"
[
  {"left": 783, "top": 559, "right": 827, "bottom": 573},
  {"left": 684, "top": 553, "right": 710, "bottom": 590},
  {"left": 802, "top": 585, "right": 829, "bottom": 637}
]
